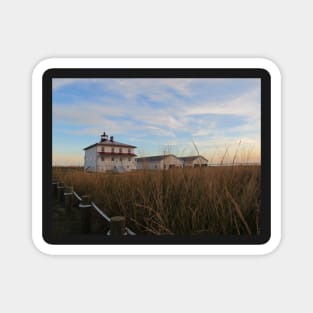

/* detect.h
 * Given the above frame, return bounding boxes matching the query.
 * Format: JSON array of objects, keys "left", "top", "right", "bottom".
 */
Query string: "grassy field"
[{"left": 52, "top": 165, "right": 261, "bottom": 235}]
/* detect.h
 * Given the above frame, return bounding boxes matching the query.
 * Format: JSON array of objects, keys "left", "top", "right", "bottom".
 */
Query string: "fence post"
[
  {"left": 64, "top": 186, "right": 74, "bottom": 215},
  {"left": 57, "top": 183, "right": 65, "bottom": 202},
  {"left": 110, "top": 216, "right": 126, "bottom": 235},
  {"left": 79, "top": 195, "right": 92, "bottom": 233},
  {"left": 52, "top": 181, "right": 58, "bottom": 199}
]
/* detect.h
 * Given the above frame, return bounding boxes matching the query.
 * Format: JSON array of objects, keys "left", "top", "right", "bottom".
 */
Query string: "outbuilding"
[
  {"left": 136, "top": 154, "right": 183, "bottom": 170},
  {"left": 179, "top": 156, "right": 208, "bottom": 167}
]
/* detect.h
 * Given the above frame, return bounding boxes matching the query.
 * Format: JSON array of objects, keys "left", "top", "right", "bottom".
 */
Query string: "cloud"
[
  {"left": 53, "top": 78, "right": 261, "bottom": 164},
  {"left": 52, "top": 79, "right": 79, "bottom": 90},
  {"left": 183, "top": 88, "right": 260, "bottom": 119}
]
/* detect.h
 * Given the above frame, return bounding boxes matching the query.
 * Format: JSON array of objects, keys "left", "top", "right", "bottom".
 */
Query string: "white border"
[{"left": 32, "top": 58, "right": 281, "bottom": 255}]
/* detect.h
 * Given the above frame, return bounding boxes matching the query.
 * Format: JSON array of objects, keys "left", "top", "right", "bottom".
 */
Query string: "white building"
[
  {"left": 136, "top": 154, "right": 183, "bottom": 170},
  {"left": 83, "top": 132, "right": 137, "bottom": 172},
  {"left": 179, "top": 156, "right": 208, "bottom": 167}
]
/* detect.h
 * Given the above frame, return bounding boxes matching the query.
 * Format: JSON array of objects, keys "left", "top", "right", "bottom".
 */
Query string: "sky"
[{"left": 52, "top": 78, "right": 261, "bottom": 166}]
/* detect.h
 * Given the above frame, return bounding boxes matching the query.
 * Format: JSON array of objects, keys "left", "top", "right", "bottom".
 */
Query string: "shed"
[
  {"left": 136, "top": 154, "right": 183, "bottom": 170},
  {"left": 179, "top": 156, "right": 208, "bottom": 167}
]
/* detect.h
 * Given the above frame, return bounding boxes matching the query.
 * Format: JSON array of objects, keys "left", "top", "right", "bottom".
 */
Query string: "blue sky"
[{"left": 52, "top": 78, "right": 260, "bottom": 165}]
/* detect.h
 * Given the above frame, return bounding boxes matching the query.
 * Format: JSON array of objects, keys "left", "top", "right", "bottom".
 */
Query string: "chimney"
[
  {"left": 110, "top": 136, "right": 114, "bottom": 142},
  {"left": 100, "top": 131, "right": 108, "bottom": 142}
]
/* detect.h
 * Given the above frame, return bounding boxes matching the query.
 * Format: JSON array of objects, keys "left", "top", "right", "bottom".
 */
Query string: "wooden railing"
[{"left": 52, "top": 181, "right": 136, "bottom": 236}]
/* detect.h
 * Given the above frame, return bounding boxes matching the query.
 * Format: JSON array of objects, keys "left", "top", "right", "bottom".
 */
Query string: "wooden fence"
[{"left": 52, "top": 181, "right": 136, "bottom": 236}]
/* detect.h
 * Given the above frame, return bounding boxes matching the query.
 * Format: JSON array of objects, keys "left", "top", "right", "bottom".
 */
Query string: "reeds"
[{"left": 53, "top": 165, "right": 261, "bottom": 235}]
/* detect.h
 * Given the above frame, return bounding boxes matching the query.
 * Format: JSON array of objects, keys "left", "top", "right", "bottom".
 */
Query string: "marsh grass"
[{"left": 53, "top": 165, "right": 261, "bottom": 235}]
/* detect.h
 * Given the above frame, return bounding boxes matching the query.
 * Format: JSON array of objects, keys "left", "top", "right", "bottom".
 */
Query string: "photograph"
[{"left": 51, "top": 77, "right": 261, "bottom": 238}]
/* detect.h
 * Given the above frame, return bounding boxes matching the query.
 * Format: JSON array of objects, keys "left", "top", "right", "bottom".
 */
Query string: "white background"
[{"left": 0, "top": 1, "right": 311, "bottom": 312}]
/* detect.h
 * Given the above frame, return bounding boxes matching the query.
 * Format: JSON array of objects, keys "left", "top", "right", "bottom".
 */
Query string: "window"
[
  {"left": 119, "top": 148, "right": 122, "bottom": 153},
  {"left": 128, "top": 148, "right": 131, "bottom": 153},
  {"left": 112, "top": 148, "right": 114, "bottom": 153},
  {"left": 101, "top": 147, "right": 104, "bottom": 152}
]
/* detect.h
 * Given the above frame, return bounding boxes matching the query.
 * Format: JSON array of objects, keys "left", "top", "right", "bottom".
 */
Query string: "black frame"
[{"left": 43, "top": 68, "right": 271, "bottom": 245}]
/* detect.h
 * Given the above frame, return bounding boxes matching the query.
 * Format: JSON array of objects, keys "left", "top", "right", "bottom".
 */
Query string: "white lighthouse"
[{"left": 83, "top": 131, "right": 137, "bottom": 172}]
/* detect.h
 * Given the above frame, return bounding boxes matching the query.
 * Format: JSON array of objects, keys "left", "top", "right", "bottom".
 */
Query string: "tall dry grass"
[{"left": 53, "top": 165, "right": 260, "bottom": 235}]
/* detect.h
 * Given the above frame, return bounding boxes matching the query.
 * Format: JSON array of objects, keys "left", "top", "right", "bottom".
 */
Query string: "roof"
[
  {"left": 179, "top": 155, "right": 208, "bottom": 162},
  {"left": 135, "top": 154, "right": 179, "bottom": 162},
  {"left": 83, "top": 140, "right": 136, "bottom": 150}
]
